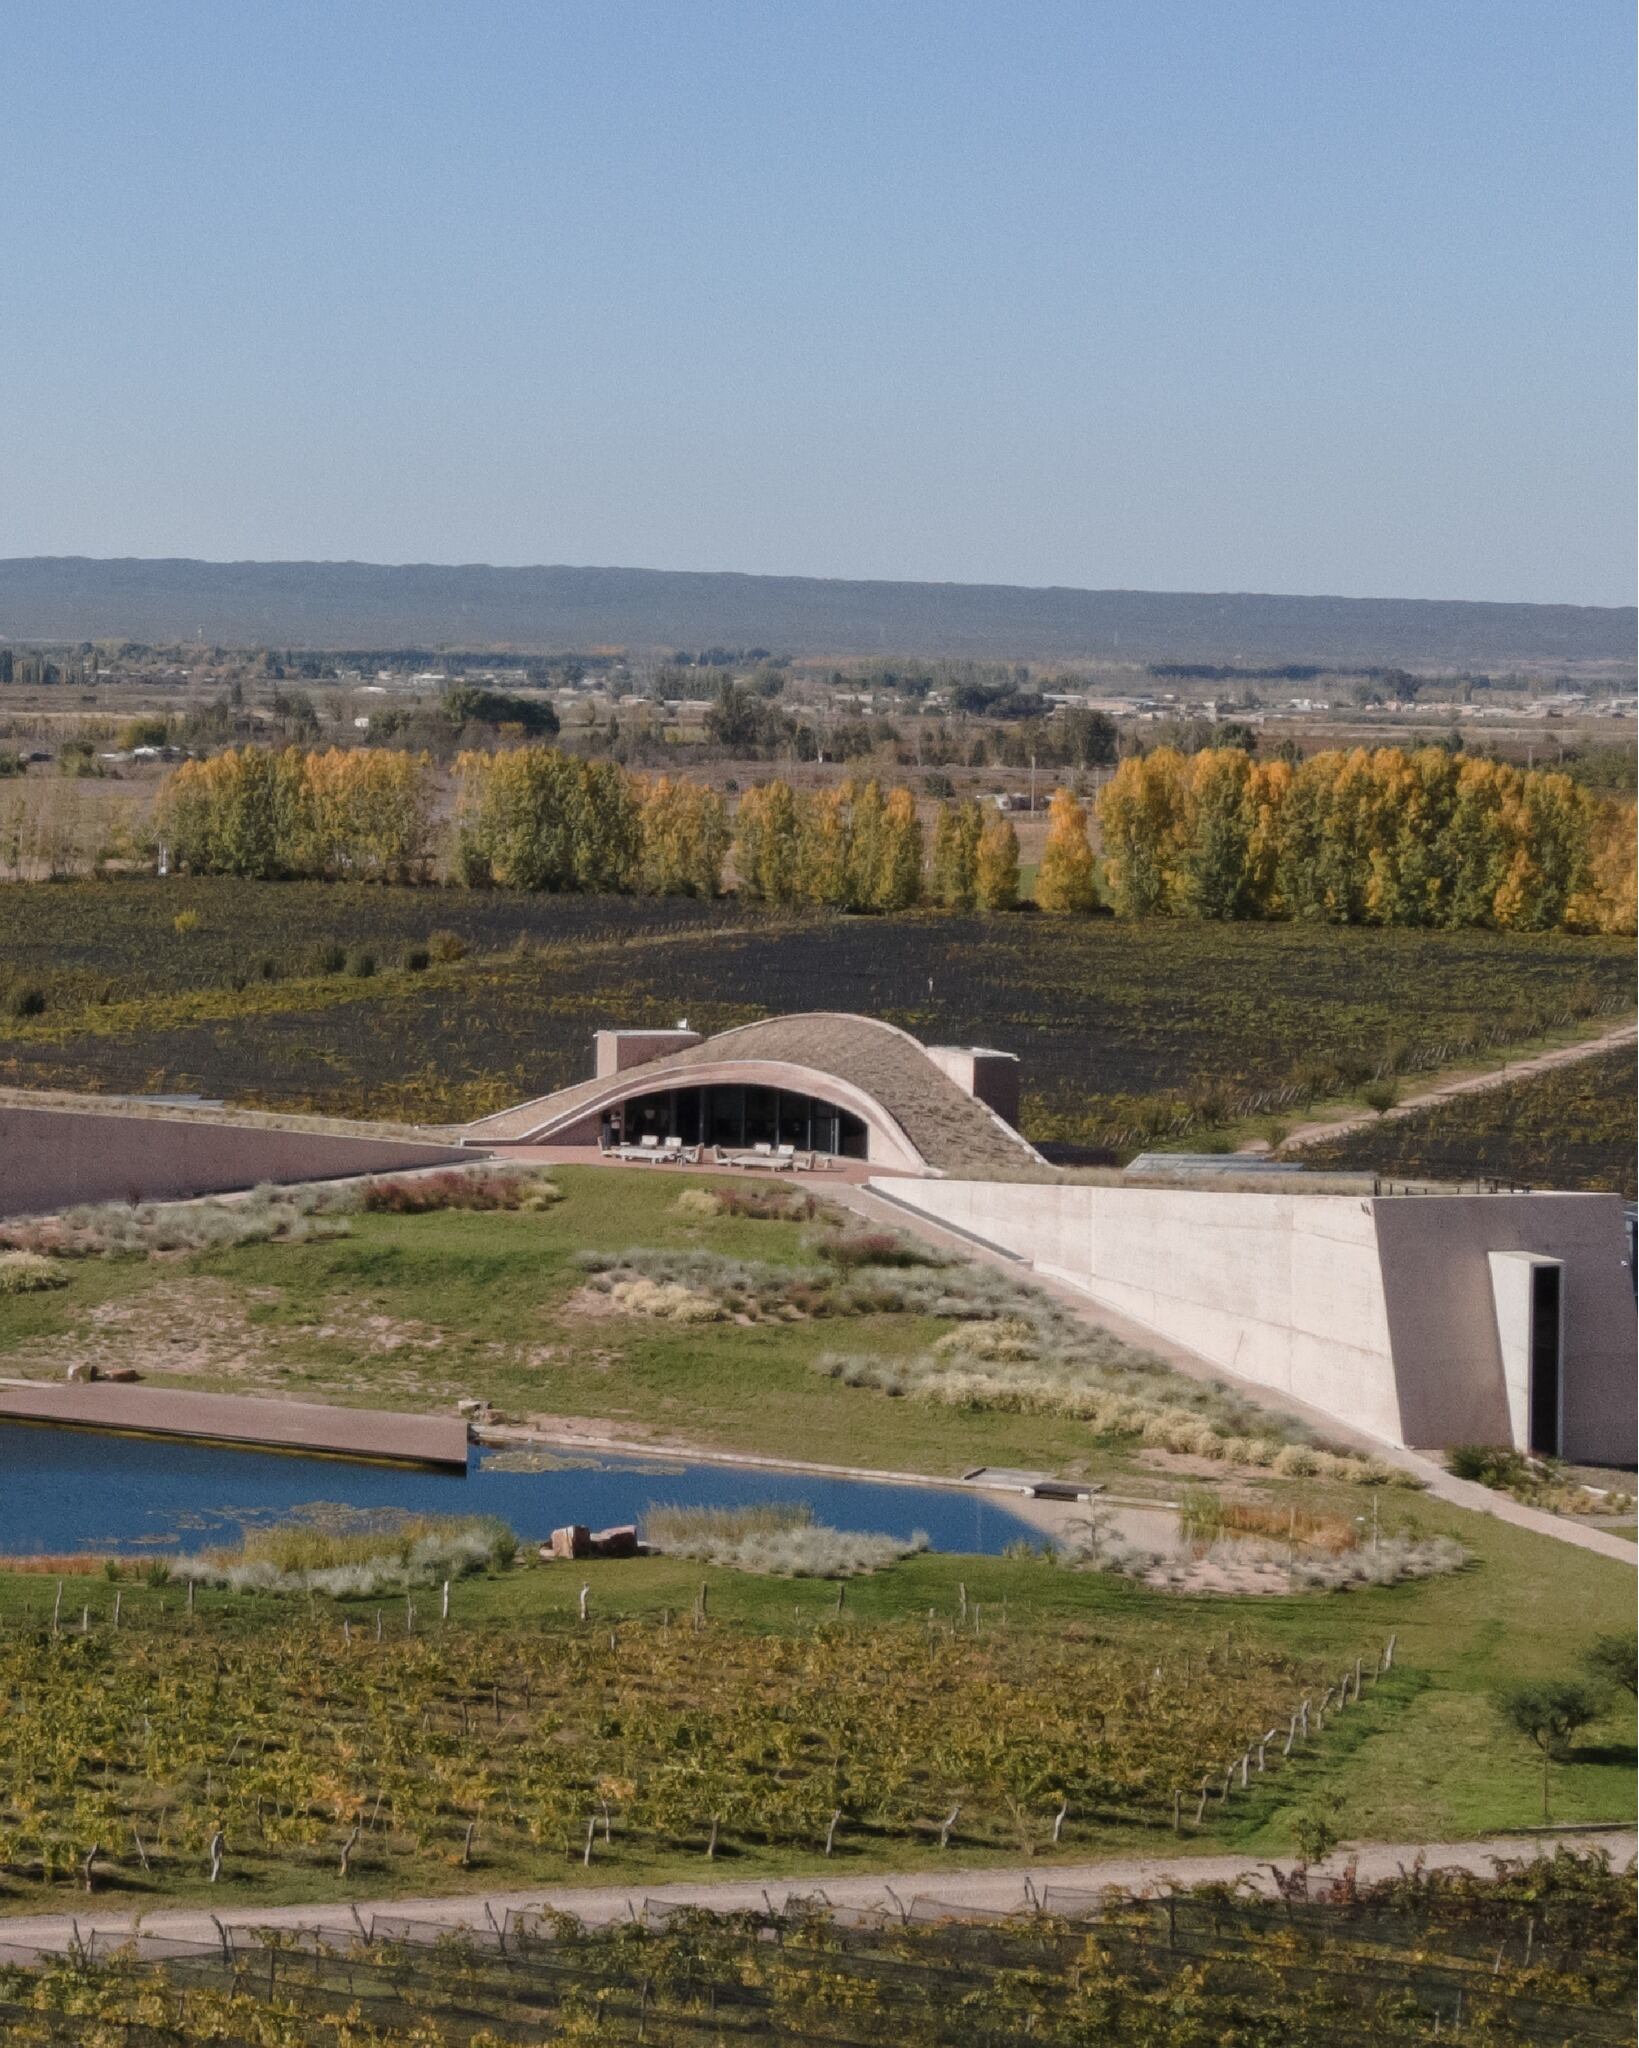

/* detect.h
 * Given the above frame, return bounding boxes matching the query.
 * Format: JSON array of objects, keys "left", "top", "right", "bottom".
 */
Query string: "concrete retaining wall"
[
  {"left": 0, "top": 1105, "right": 472, "bottom": 1218},
  {"left": 873, "top": 1177, "right": 1637, "bottom": 1460}
]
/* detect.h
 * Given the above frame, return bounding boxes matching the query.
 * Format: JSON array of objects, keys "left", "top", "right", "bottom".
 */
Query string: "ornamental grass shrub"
[
  {"left": 643, "top": 1501, "right": 927, "bottom": 1578},
  {"left": 0, "top": 1182, "right": 354, "bottom": 1260},
  {"left": 170, "top": 1514, "right": 515, "bottom": 1597},
  {"left": 359, "top": 1167, "right": 561, "bottom": 1214},
  {"left": 813, "top": 1229, "right": 945, "bottom": 1271},
  {"left": 1052, "top": 1514, "right": 1466, "bottom": 1594},
  {"left": 0, "top": 1250, "right": 68, "bottom": 1294},
  {"left": 1288, "top": 1534, "right": 1469, "bottom": 1591},
  {"left": 605, "top": 1276, "right": 724, "bottom": 1322}
]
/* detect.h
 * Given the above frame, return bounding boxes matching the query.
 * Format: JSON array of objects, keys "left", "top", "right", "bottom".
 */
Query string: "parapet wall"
[
  {"left": 0, "top": 1104, "right": 472, "bottom": 1219},
  {"left": 873, "top": 1177, "right": 1636, "bottom": 1460}
]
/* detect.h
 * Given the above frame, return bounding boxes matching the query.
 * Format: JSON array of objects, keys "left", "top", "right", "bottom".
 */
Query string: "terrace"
[{"left": 465, "top": 1012, "right": 1046, "bottom": 1178}]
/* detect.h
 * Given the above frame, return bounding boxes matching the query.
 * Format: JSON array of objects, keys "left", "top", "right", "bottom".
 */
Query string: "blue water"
[{"left": 0, "top": 1422, "right": 1034, "bottom": 1557}]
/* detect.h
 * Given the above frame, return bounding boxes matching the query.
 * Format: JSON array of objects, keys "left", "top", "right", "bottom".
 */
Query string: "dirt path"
[
  {"left": 1276, "top": 1017, "right": 1637, "bottom": 1154},
  {"left": 1, "top": 1830, "right": 1628, "bottom": 1958}
]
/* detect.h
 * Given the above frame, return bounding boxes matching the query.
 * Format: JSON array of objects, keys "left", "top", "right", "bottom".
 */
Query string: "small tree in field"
[{"left": 1496, "top": 1681, "right": 1599, "bottom": 1823}]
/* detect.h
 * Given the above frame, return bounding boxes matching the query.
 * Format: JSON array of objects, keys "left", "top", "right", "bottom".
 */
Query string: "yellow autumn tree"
[
  {"left": 157, "top": 747, "right": 309, "bottom": 879},
  {"left": 1034, "top": 786, "right": 1097, "bottom": 914},
  {"left": 1172, "top": 749, "right": 1258, "bottom": 920},
  {"left": 873, "top": 785, "right": 924, "bottom": 911},
  {"left": 1097, "top": 750, "right": 1186, "bottom": 917},
  {"left": 796, "top": 785, "right": 854, "bottom": 907},
  {"left": 300, "top": 747, "right": 437, "bottom": 881},
  {"left": 732, "top": 780, "right": 803, "bottom": 903},
  {"left": 637, "top": 775, "right": 729, "bottom": 897},
  {"left": 1565, "top": 798, "right": 1637, "bottom": 935},
  {"left": 974, "top": 811, "right": 1020, "bottom": 910}
]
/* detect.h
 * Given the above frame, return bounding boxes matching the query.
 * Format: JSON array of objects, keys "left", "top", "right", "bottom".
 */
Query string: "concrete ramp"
[{"left": 0, "top": 1382, "right": 468, "bottom": 1469}]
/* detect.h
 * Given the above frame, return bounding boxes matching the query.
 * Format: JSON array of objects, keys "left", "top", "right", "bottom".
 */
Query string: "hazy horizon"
[{"left": 4, "top": 551, "right": 1635, "bottom": 616}]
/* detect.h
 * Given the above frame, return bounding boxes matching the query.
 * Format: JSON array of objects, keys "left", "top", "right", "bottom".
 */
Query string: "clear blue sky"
[{"left": 2, "top": 1, "right": 1632, "bottom": 604}]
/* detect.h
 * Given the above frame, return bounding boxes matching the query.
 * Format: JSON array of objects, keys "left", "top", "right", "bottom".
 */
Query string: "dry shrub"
[
  {"left": 360, "top": 1168, "right": 560, "bottom": 1214},
  {"left": 714, "top": 1186, "right": 820, "bottom": 1222},
  {"left": 0, "top": 1183, "right": 353, "bottom": 1260},
  {"left": 644, "top": 1502, "right": 928, "bottom": 1578},
  {"left": 1180, "top": 1491, "right": 1359, "bottom": 1554},
  {"left": 605, "top": 1276, "right": 723, "bottom": 1323},
  {"left": 2, "top": 1554, "right": 121, "bottom": 1576},
  {"left": 815, "top": 1230, "right": 939, "bottom": 1271},
  {"left": 172, "top": 1513, "right": 515, "bottom": 1596},
  {"left": 672, "top": 1188, "right": 723, "bottom": 1222},
  {"left": 0, "top": 1250, "right": 68, "bottom": 1294},
  {"left": 934, "top": 1317, "right": 1038, "bottom": 1363}
]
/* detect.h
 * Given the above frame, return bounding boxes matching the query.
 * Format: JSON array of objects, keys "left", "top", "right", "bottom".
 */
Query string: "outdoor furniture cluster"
[
  {"left": 598, "top": 1134, "right": 836, "bottom": 1172},
  {"left": 599, "top": 1135, "right": 703, "bottom": 1164},
  {"left": 711, "top": 1142, "right": 832, "bottom": 1173}
]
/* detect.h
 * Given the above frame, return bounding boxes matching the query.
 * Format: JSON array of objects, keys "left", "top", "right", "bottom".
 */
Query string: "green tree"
[
  {"left": 1495, "top": 1681, "right": 1599, "bottom": 1822},
  {"left": 444, "top": 684, "right": 558, "bottom": 737},
  {"left": 733, "top": 781, "right": 803, "bottom": 903},
  {"left": 873, "top": 786, "right": 924, "bottom": 911},
  {"left": 931, "top": 800, "right": 983, "bottom": 910},
  {"left": 797, "top": 786, "right": 853, "bottom": 907},
  {"left": 571, "top": 759, "right": 642, "bottom": 892},
  {"left": 845, "top": 781, "right": 887, "bottom": 912},
  {"left": 1174, "top": 749, "right": 1256, "bottom": 920},
  {"left": 1583, "top": 1633, "right": 1637, "bottom": 1699}
]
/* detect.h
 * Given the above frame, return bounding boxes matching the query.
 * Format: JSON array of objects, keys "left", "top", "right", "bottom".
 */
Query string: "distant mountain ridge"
[{"left": 0, "top": 557, "right": 1630, "bottom": 666}]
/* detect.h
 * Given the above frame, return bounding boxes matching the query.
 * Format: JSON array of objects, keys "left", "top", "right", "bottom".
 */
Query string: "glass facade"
[{"left": 604, "top": 1085, "right": 869, "bottom": 1159}]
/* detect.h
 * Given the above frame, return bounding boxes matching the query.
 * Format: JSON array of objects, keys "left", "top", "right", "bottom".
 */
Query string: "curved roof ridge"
[{"left": 702, "top": 1010, "right": 933, "bottom": 1057}]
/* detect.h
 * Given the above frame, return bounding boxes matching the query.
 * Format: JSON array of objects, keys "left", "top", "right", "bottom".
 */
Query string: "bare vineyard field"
[
  {"left": 1301, "top": 1049, "right": 1638, "bottom": 1197},
  {"left": 0, "top": 878, "right": 1631, "bottom": 1134},
  {"left": 4, "top": 1856, "right": 1632, "bottom": 2047}
]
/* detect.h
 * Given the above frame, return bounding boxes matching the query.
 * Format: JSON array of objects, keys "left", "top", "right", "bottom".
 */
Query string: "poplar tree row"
[
  {"left": 159, "top": 747, "right": 438, "bottom": 881},
  {"left": 155, "top": 742, "right": 1634, "bottom": 935},
  {"left": 736, "top": 778, "right": 935, "bottom": 912},
  {"left": 1097, "top": 745, "right": 1635, "bottom": 933}
]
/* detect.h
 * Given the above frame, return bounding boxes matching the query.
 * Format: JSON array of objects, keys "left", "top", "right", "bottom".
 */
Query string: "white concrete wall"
[
  {"left": 1488, "top": 1252, "right": 1544, "bottom": 1452},
  {"left": 874, "top": 1177, "right": 1637, "bottom": 1459},
  {"left": 1374, "top": 1196, "right": 1633, "bottom": 1464}
]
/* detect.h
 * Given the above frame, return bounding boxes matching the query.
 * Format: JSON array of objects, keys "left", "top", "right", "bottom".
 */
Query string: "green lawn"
[
  {"left": 0, "top": 1168, "right": 1170, "bottom": 1482},
  {"left": 1, "top": 1166, "right": 1632, "bottom": 1906},
  {"left": 0, "top": 1504, "right": 1629, "bottom": 1917}
]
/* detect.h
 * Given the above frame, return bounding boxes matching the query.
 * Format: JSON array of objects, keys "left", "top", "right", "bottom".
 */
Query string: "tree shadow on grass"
[{"left": 1568, "top": 1742, "right": 1637, "bottom": 1769}]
